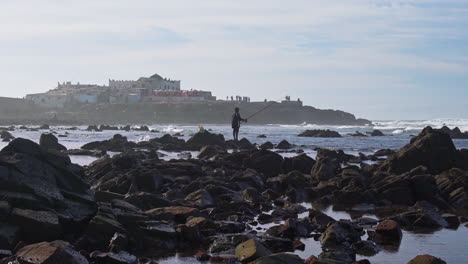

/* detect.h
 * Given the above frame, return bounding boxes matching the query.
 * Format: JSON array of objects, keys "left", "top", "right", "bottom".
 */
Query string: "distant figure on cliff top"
[{"left": 232, "top": 107, "right": 247, "bottom": 141}]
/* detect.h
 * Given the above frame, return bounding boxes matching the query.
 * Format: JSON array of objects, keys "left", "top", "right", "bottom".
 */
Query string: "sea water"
[{"left": 1, "top": 119, "right": 468, "bottom": 263}]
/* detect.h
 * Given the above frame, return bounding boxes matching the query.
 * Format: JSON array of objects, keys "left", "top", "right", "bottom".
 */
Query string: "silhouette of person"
[{"left": 232, "top": 107, "right": 247, "bottom": 141}]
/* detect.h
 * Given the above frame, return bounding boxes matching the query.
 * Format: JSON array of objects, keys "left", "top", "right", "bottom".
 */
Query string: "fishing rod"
[{"left": 245, "top": 97, "right": 284, "bottom": 120}]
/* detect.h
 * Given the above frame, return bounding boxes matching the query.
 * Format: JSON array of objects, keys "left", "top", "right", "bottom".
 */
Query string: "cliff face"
[
  {"left": 58, "top": 101, "right": 371, "bottom": 125},
  {"left": 0, "top": 99, "right": 371, "bottom": 126}
]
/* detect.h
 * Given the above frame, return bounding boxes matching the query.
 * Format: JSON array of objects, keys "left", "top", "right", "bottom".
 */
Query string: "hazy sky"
[{"left": 1, "top": 0, "right": 467, "bottom": 120}]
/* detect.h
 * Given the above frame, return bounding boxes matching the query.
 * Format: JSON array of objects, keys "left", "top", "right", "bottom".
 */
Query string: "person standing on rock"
[{"left": 232, "top": 107, "right": 247, "bottom": 141}]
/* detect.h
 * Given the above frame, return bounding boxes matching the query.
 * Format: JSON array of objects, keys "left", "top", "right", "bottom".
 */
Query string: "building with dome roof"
[
  {"left": 109, "top": 73, "right": 180, "bottom": 91},
  {"left": 25, "top": 73, "right": 217, "bottom": 108}
]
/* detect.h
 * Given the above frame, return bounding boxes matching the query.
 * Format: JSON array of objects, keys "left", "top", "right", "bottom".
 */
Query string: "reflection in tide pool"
[{"left": 158, "top": 203, "right": 468, "bottom": 263}]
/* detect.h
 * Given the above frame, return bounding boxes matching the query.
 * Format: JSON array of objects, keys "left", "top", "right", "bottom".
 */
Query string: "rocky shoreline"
[{"left": 0, "top": 126, "right": 466, "bottom": 263}]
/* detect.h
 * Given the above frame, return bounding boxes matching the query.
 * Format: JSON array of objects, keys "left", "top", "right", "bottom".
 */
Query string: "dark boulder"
[
  {"left": 311, "top": 158, "right": 340, "bottom": 181},
  {"left": 81, "top": 134, "right": 137, "bottom": 152},
  {"left": 0, "top": 138, "right": 96, "bottom": 243},
  {"left": 244, "top": 149, "right": 283, "bottom": 178},
  {"left": 276, "top": 140, "right": 292, "bottom": 150},
  {"left": 373, "top": 149, "right": 395, "bottom": 157},
  {"left": 319, "top": 220, "right": 362, "bottom": 249},
  {"left": 99, "top": 125, "right": 119, "bottom": 130},
  {"left": 368, "top": 220, "right": 402, "bottom": 245},
  {"left": 260, "top": 141, "right": 274, "bottom": 150},
  {"left": 435, "top": 169, "right": 468, "bottom": 210},
  {"left": 316, "top": 250, "right": 356, "bottom": 264},
  {"left": 235, "top": 239, "right": 272, "bottom": 264},
  {"left": 249, "top": 253, "right": 304, "bottom": 264},
  {"left": 198, "top": 145, "right": 225, "bottom": 159},
  {"left": 316, "top": 148, "right": 352, "bottom": 163},
  {"left": 86, "top": 125, "right": 101, "bottom": 131},
  {"left": 298, "top": 129, "right": 341, "bottom": 138},
  {"left": 439, "top": 126, "right": 468, "bottom": 139},
  {"left": 11, "top": 240, "right": 89, "bottom": 264},
  {"left": 407, "top": 254, "right": 447, "bottom": 264},
  {"left": 350, "top": 131, "right": 367, "bottom": 137},
  {"left": 282, "top": 154, "right": 315, "bottom": 174},
  {"left": 370, "top": 130, "right": 385, "bottom": 136},
  {"left": 379, "top": 126, "right": 458, "bottom": 174},
  {"left": 145, "top": 206, "right": 199, "bottom": 223},
  {"left": 0, "top": 131, "right": 14, "bottom": 141},
  {"left": 39, "top": 133, "right": 67, "bottom": 151},
  {"left": 187, "top": 130, "right": 225, "bottom": 147}
]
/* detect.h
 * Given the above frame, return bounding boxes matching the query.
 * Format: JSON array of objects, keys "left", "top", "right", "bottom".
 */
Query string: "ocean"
[{"left": 1, "top": 118, "right": 467, "bottom": 263}]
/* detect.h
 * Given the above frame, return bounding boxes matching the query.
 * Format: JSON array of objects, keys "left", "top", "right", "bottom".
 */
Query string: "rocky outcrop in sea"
[{"left": 0, "top": 126, "right": 464, "bottom": 263}]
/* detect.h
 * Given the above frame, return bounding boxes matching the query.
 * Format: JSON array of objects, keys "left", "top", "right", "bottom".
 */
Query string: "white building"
[{"left": 109, "top": 73, "right": 180, "bottom": 91}]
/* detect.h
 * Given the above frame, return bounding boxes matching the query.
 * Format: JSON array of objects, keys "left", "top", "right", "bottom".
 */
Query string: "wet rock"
[
  {"left": 249, "top": 253, "right": 304, "bottom": 264},
  {"left": 141, "top": 221, "right": 176, "bottom": 238},
  {"left": 351, "top": 131, "right": 367, "bottom": 137},
  {"left": 243, "top": 188, "right": 264, "bottom": 203},
  {"left": 14, "top": 240, "right": 89, "bottom": 264},
  {"left": 439, "top": 126, "right": 468, "bottom": 139},
  {"left": 292, "top": 239, "right": 305, "bottom": 251},
  {"left": 227, "top": 138, "right": 250, "bottom": 150},
  {"left": 0, "top": 138, "right": 96, "bottom": 243},
  {"left": 10, "top": 208, "right": 61, "bottom": 242},
  {"left": 279, "top": 171, "right": 308, "bottom": 189},
  {"left": 259, "top": 141, "right": 274, "bottom": 150},
  {"left": 316, "top": 149, "right": 352, "bottom": 163},
  {"left": 391, "top": 209, "right": 448, "bottom": 229},
  {"left": 311, "top": 158, "right": 340, "bottom": 181},
  {"left": 319, "top": 220, "right": 362, "bottom": 249},
  {"left": 198, "top": 145, "right": 224, "bottom": 159},
  {"left": 317, "top": 250, "right": 356, "bottom": 264},
  {"left": 235, "top": 239, "right": 272, "bottom": 264},
  {"left": 133, "top": 125, "right": 149, "bottom": 131},
  {"left": 81, "top": 134, "right": 137, "bottom": 152},
  {"left": 282, "top": 154, "right": 315, "bottom": 174},
  {"left": 276, "top": 140, "right": 292, "bottom": 149},
  {"left": 187, "top": 130, "right": 225, "bottom": 147},
  {"left": 39, "top": 124, "right": 50, "bottom": 129},
  {"left": 145, "top": 206, "right": 199, "bottom": 223},
  {"left": 66, "top": 149, "right": 105, "bottom": 157},
  {"left": 90, "top": 250, "right": 137, "bottom": 264},
  {"left": 267, "top": 218, "right": 312, "bottom": 238},
  {"left": 99, "top": 125, "right": 119, "bottom": 131},
  {"left": 309, "top": 209, "right": 336, "bottom": 231},
  {"left": 86, "top": 125, "right": 102, "bottom": 131},
  {"left": 215, "top": 221, "right": 246, "bottom": 233},
  {"left": 353, "top": 240, "right": 380, "bottom": 256},
  {"left": 257, "top": 134, "right": 267, "bottom": 138},
  {"left": 407, "top": 254, "right": 447, "bottom": 264},
  {"left": 0, "top": 131, "right": 14, "bottom": 141},
  {"left": 435, "top": 169, "right": 468, "bottom": 210},
  {"left": 120, "top": 125, "right": 131, "bottom": 131},
  {"left": 108, "top": 232, "right": 128, "bottom": 252},
  {"left": 441, "top": 213, "right": 460, "bottom": 228},
  {"left": 298, "top": 129, "right": 341, "bottom": 138},
  {"left": 185, "top": 189, "right": 214, "bottom": 207},
  {"left": 245, "top": 149, "right": 283, "bottom": 178},
  {"left": 0, "top": 223, "right": 19, "bottom": 250},
  {"left": 177, "top": 152, "right": 192, "bottom": 159},
  {"left": 379, "top": 126, "right": 458, "bottom": 174},
  {"left": 370, "top": 130, "right": 385, "bottom": 136},
  {"left": 374, "top": 149, "right": 395, "bottom": 157},
  {"left": 150, "top": 134, "right": 185, "bottom": 146},
  {"left": 39, "top": 133, "right": 67, "bottom": 151},
  {"left": 369, "top": 220, "right": 402, "bottom": 245}
]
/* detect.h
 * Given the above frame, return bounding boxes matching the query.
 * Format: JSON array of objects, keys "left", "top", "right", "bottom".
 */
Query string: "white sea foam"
[{"left": 161, "top": 125, "right": 184, "bottom": 133}]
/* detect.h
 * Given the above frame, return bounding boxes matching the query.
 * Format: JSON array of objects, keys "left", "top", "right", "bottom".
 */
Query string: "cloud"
[{"left": 0, "top": 0, "right": 467, "bottom": 119}]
